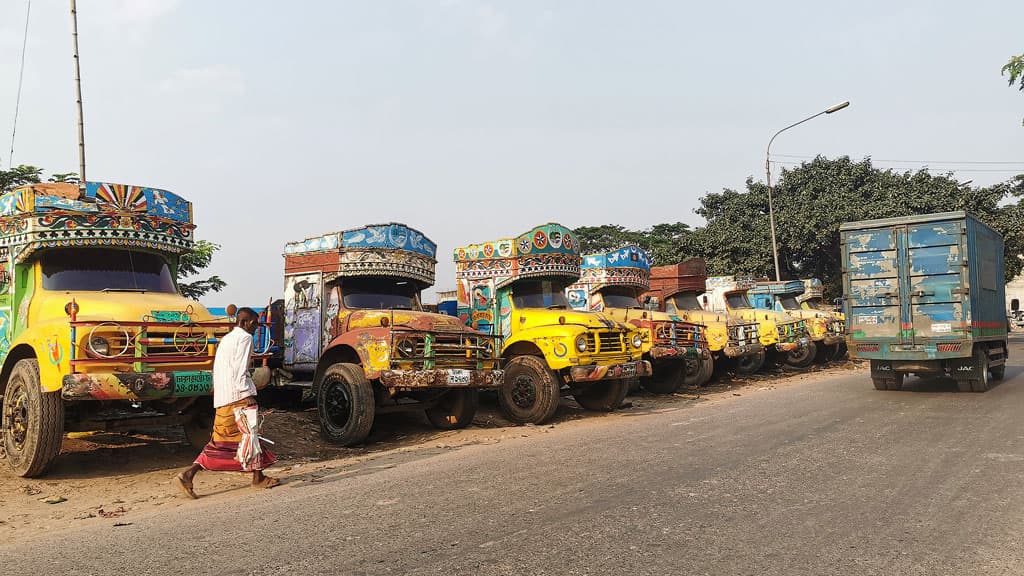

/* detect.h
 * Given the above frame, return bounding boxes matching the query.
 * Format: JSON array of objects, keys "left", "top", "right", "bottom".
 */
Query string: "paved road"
[{"left": 4, "top": 338, "right": 1024, "bottom": 575}]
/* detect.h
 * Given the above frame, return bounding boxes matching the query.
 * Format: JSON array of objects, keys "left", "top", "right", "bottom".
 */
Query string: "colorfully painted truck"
[
  {"left": 703, "top": 276, "right": 813, "bottom": 368},
  {"left": 0, "top": 181, "right": 231, "bottom": 476},
  {"left": 566, "top": 245, "right": 709, "bottom": 392},
  {"left": 455, "top": 223, "right": 651, "bottom": 424},
  {"left": 796, "top": 278, "right": 848, "bottom": 359},
  {"left": 274, "top": 223, "right": 503, "bottom": 445},
  {"left": 840, "top": 211, "right": 1008, "bottom": 391},
  {"left": 645, "top": 259, "right": 765, "bottom": 375},
  {"left": 748, "top": 280, "right": 845, "bottom": 363}
]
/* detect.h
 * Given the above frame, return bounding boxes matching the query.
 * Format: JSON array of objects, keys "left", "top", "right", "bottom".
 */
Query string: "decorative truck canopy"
[
  {"left": 454, "top": 222, "right": 581, "bottom": 288},
  {"left": 749, "top": 280, "right": 806, "bottom": 296},
  {"left": 706, "top": 275, "right": 758, "bottom": 292},
  {"left": 282, "top": 223, "right": 437, "bottom": 287},
  {"left": 574, "top": 245, "right": 651, "bottom": 294},
  {"left": 647, "top": 258, "right": 708, "bottom": 300},
  {"left": 797, "top": 278, "right": 825, "bottom": 303},
  {"left": 0, "top": 181, "right": 194, "bottom": 263}
]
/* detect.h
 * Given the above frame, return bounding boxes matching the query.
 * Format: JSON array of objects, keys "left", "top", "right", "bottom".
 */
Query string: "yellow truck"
[
  {"left": 0, "top": 182, "right": 231, "bottom": 476},
  {"left": 797, "top": 278, "right": 847, "bottom": 360},
  {"left": 703, "top": 276, "right": 814, "bottom": 368},
  {"left": 749, "top": 280, "right": 846, "bottom": 363},
  {"left": 645, "top": 259, "right": 765, "bottom": 376},
  {"left": 454, "top": 223, "right": 651, "bottom": 424},
  {"left": 567, "top": 245, "right": 710, "bottom": 392}
]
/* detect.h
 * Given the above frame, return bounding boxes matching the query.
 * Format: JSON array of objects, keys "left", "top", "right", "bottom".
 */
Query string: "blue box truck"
[{"left": 840, "top": 211, "right": 1009, "bottom": 392}]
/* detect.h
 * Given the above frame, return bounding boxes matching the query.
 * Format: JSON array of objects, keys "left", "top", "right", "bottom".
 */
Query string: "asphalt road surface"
[{"left": 4, "top": 337, "right": 1024, "bottom": 575}]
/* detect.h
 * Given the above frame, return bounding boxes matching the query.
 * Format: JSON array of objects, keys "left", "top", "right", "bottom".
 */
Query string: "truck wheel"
[
  {"left": 970, "top": 349, "right": 991, "bottom": 392},
  {"left": 832, "top": 342, "right": 849, "bottom": 361},
  {"left": 645, "top": 360, "right": 684, "bottom": 394},
  {"left": 735, "top": 350, "right": 765, "bottom": 375},
  {"left": 574, "top": 379, "right": 630, "bottom": 412},
  {"left": 695, "top": 355, "right": 715, "bottom": 386},
  {"left": 317, "top": 363, "right": 375, "bottom": 445},
  {"left": 815, "top": 343, "right": 836, "bottom": 364},
  {"left": 425, "top": 389, "right": 479, "bottom": 430},
  {"left": 183, "top": 398, "right": 214, "bottom": 449},
  {"left": 991, "top": 364, "right": 1005, "bottom": 381},
  {"left": 499, "top": 356, "right": 561, "bottom": 424},
  {"left": 785, "top": 342, "right": 817, "bottom": 369},
  {"left": 2, "top": 359, "right": 64, "bottom": 477},
  {"left": 871, "top": 372, "right": 903, "bottom": 391}
]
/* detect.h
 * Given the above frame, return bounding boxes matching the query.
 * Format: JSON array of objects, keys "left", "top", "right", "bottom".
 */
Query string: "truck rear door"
[
  {"left": 906, "top": 220, "right": 965, "bottom": 343},
  {"left": 845, "top": 227, "right": 903, "bottom": 343}
]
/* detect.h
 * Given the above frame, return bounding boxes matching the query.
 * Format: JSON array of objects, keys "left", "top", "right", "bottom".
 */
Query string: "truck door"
[
  {"left": 905, "top": 220, "right": 965, "bottom": 343},
  {"left": 845, "top": 227, "right": 903, "bottom": 343},
  {"left": 284, "top": 272, "right": 322, "bottom": 370}
]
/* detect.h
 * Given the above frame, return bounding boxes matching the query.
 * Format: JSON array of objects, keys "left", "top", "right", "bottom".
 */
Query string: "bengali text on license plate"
[
  {"left": 620, "top": 363, "right": 637, "bottom": 377},
  {"left": 447, "top": 369, "right": 471, "bottom": 385}
]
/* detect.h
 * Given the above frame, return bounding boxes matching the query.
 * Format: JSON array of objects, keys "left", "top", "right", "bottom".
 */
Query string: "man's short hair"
[{"left": 236, "top": 307, "right": 259, "bottom": 324}]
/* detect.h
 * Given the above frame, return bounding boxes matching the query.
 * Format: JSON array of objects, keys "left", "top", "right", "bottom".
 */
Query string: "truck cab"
[
  {"left": 567, "top": 245, "right": 709, "bottom": 392},
  {"left": 703, "top": 276, "right": 814, "bottom": 368},
  {"left": 279, "top": 223, "right": 503, "bottom": 445},
  {"left": 796, "top": 278, "right": 848, "bottom": 360},
  {"left": 0, "top": 181, "right": 229, "bottom": 477},
  {"left": 645, "top": 259, "right": 765, "bottom": 375},
  {"left": 455, "top": 223, "right": 651, "bottom": 424},
  {"left": 749, "top": 280, "right": 846, "bottom": 362}
]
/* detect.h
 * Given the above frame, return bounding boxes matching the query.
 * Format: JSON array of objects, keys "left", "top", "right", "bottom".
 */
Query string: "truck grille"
[
  {"left": 70, "top": 321, "right": 232, "bottom": 369},
  {"left": 391, "top": 330, "right": 501, "bottom": 370},
  {"left": 776, "top": 320, "right": 808, "bottom": 343},
  {"left": 582, "top": 331, "right": 627, "bottom": 354},
  {"left": 728, "top": 322, "right": 760, "bottom": 347},
  {"left": 652, "top": 321, "right": 707, "bottom": 350}
]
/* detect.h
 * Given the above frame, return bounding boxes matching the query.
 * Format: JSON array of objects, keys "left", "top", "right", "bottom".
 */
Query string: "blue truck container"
[{"left": 840, "top": 211, "right": 1008, "bottom": 391}]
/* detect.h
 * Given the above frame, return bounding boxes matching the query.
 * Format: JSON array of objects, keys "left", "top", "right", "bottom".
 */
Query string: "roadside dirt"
[{"left": 0, "top": 359, "right": 866, "bottom": 543}]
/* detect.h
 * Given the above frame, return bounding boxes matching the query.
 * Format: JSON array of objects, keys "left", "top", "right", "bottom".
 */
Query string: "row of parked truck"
[{"left": 0, "top": 181, "right": 1008, "bottom": 477}]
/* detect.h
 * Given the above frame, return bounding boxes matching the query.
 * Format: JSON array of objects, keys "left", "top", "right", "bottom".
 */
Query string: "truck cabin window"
[
  {"left": 779, "top": 296, "right": 802, "bottom": 311},
  {"left": 342, "top": 277, "right": 420, "bottom": 310},
  {"left": 512, "top": 279, "right": 571, "bottom": 309},
  {"left": 725, "top": 292, "right": 753, "bottom": 309},
  {"left": 669, "top": 293, "right": 704, "bottom": 311},
  {"left": 40, "top": 248, "right": 176, "bottom": 293},
  {"left": 600, "top": 286, "right": 642, "bottom": 309}
]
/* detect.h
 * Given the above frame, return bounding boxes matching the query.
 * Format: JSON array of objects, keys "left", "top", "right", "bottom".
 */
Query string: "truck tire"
[
  {"left": 425, "top": 389, "right": 479, "bottom": 430},
  {"left": 871, "top": 372, "right": 904, "bottom": 391},
  {"left": 183, "top": 398, "right": 215, "bottom": 449},
  {"left": 969, "top": 348, "right": 991, "bottom": 392},
  {"left": 832, "top": 341, "right": 849, "bottom": 361},
  {"left": 574, "top": 379, "right": 630, "bottom": 412},
  {"left": 815, "top": 343, "right": 836, "bottom": 364},
  {"left": 735, "top": 349, "right": 765, "bottom": 375},
  {"left": 499, "top": 356, "right": 561, "bottom": 424},
  {"left": 991, "top": 364, "right": 1005, "bottom": 381},
  {"left": 645, "top": 360, "right": 684, "bottom": 394},
  {"left": 2, "top": 359, "right": 64, "bottom": 477},
  {"left": 317, "top": 363, "right": 375, "bottom": 445},
  {"left": 785, "top": 342, "right": 817, "bottom": 369},
  {"left": 695, "top": 354, "right": 715, "bottom": 386}
]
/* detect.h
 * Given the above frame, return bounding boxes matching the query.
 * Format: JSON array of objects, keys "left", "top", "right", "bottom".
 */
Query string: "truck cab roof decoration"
[
  {"left": 0, "top": 181, "right": 195, "bottom": 263},
  {"left": 749, "top": 280, "right": 806, "bottom": 296},
  {"left": 454, "top": 222, "right": 581, "bottom": 288},
  {"left": 648, "top": 258, "right": 708, "bottom": 298},
  {"left": 282, "top": 222, "right": 437, "bottom": 287},
  {"left": 706, "top": 275, "right": 758, "bottom": 292},
  {"left": 797, "top": 278, "right": 825, "bottom": 303},
  {"left": 573, "top": 245, "right": 651, "bottom": 294}
]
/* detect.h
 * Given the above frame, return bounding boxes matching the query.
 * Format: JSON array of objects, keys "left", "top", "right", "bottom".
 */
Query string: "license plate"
[
  {"left": 620, "top": 363, "right": 637, "bottom": 377},
  {"left": 447, "top": 369, "right": 471, "bottom": 385},
  {"left": 174, "top": 371, "right": 213, "bottom": 396}
]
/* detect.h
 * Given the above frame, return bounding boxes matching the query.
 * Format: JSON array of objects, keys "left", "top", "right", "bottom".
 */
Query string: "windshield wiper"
[
  {"left": 102, "top": 287, "right": 147, "bottom": 293},
  {"left": 546, "top": 304, "right": 567, "bottom": 309}
]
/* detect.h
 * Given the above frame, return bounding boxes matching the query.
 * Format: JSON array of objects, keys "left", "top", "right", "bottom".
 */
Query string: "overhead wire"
[{"left": 8, "top": 0, "right": 32, "bottom": 170}]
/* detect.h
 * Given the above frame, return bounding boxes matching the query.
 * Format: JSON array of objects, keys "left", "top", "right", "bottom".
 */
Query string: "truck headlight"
[
  {"left": 89, "top": 336, "right": 110, "bottom": 357},
  {"left": 632, "top": 333, "right": 643, "bottom": 349},
  {"left": 575, "top": 335, "right": 588, "bottom": 352}
]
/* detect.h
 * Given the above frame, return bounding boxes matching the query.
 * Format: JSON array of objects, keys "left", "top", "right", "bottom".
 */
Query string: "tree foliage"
[
  {"left": 0, "top": 165, "right": 44, "bottom": 192},
  {"left": 178, "top": 240, "right": 227, "bottom": 300},
  {"left": 1004, "top": 53, "right": 1024, "bottom": 125},
  {"left": 575, "top": 157, "right": 1024, "bottom": 299},
  {"left": 574, "top": 223, "right": 695, "bottom": 265}
]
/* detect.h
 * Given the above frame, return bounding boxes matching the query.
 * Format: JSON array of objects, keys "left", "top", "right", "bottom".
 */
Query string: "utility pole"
[{"left": 70, "top": 0, "right": 86, "bottom": 190}]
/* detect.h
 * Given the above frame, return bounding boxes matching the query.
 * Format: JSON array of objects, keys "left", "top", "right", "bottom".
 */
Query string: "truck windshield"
[
  {"left": 669, "top": 293, "right": 703, "bottom": 311},
  {"left": 600, "top": 286, "right": 642, "bottom": 309},
  {"left": 342, "top": 277, "right": 421, "bottom": 310},
  {"left": 725, "top": 292, "right": 752, "bottom": 309},
  {"left": 804, "top": 297, "right": 832, "bottom": 312},
  {"left": 779, "top": 296, "right": 802, "bottom": 311},
  {"left": 39, "top": 248, "right": 176, "bottom": 293},
  {"left": 512, "top": 279, "right": 571, "bottom": 309}
]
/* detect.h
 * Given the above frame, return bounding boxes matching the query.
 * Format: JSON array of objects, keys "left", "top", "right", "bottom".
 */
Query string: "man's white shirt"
[{"left": 212, "top": 326, "right": 256, "bottom": 408}]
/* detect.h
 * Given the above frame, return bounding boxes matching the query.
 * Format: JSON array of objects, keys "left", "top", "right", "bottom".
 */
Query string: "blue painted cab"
[{"left": 840, "top": 211, "right": 1008, "bottom": 390}]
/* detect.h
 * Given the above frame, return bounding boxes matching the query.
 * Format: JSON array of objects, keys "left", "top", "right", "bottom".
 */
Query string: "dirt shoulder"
[{"left": 0, "top": 360, "right": 866, "bottom": 543}]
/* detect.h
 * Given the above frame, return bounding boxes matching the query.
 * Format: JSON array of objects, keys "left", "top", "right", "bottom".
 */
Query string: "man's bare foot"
[
  {"left": 174, "top": 473, "right": 198, "bottom": 499},
  {"left": 252, "top": 476, "right": 280, "bottom": 489}
]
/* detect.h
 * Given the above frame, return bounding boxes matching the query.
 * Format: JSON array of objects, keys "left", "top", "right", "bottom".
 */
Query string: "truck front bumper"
[
  {"left": 720, "top": 342, "right": 764, "bottom": 358},
  {"left": 379, "top": 368, "right": 504, "bottom": 389},
  {"left": 774, "top": 337, "right": 810, "bottom": 353},
  {"left": 62, "top": 371, "right": 213, "bottom": 401},
  {"left": 649, "top": 345, "right": 700, "bottom": 361},
  {"left": 567, "top": 360, "right": 652, "bottom": 383}
]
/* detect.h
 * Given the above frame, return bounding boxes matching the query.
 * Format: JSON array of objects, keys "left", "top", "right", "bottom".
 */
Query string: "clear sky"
[{"left": 1, "top": 1, "right": 1022, "bottom": 306}]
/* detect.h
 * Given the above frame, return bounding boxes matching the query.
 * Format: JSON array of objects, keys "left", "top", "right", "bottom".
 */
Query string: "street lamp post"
[{"left": 765, "top": 101, "right": 850, "bottom": 281}]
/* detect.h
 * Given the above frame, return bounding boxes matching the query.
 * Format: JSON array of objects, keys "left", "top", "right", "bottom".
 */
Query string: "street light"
[{"left": 765, "top": 101, "right": 850, "bottom": 281}]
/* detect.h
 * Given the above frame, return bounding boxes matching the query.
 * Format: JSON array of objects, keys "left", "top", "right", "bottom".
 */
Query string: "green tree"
[
  {"left": 573, "top": 223, "right": 695, "bottom": 265},
  {"left": 48, "top": 172, "right": 80, "bottom": 184},
  {"left": 177, "top": 240, "right": 227, "bottom": 300},
  {"left": 1003, "top": 53, "right": 1024, "bottom": 125},
  {"left": 0, "top": 164, "right": 43, "bottom": 192}
]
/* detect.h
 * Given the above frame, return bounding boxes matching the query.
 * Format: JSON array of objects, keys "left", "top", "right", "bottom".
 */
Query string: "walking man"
[{"left": 175, "top": 307, "right": 279, "bottom": 498}]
